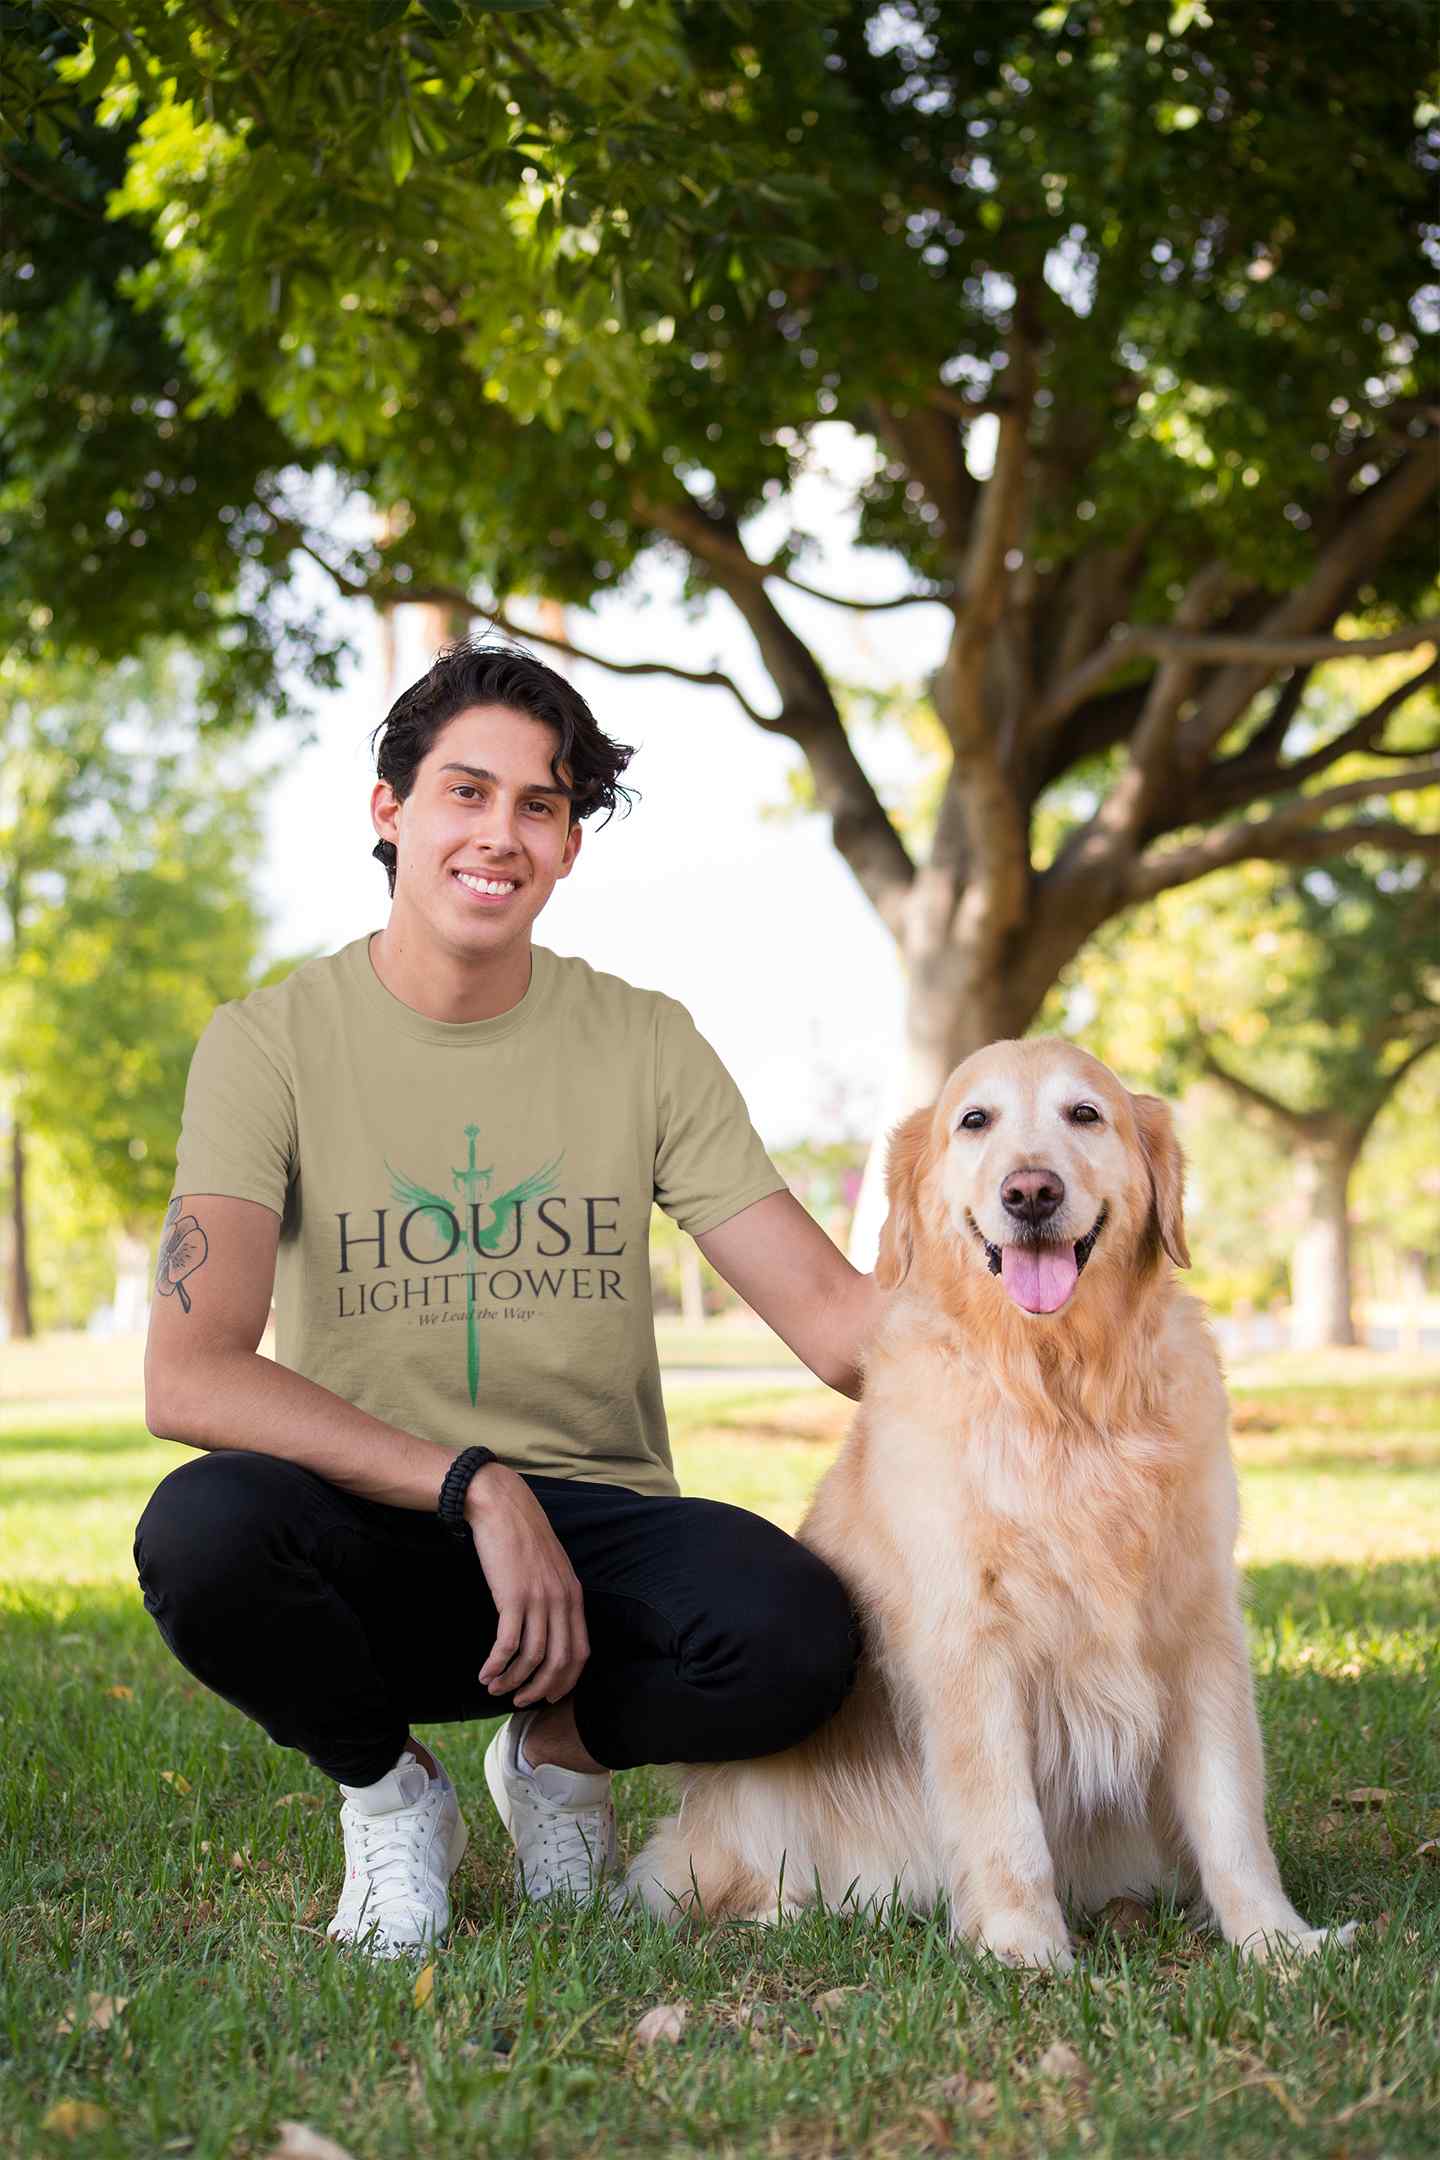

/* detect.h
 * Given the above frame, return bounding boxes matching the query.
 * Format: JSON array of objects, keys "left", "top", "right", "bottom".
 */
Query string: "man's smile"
[{"left": 453, "top": 869, "right": 519, "bottom": 902}]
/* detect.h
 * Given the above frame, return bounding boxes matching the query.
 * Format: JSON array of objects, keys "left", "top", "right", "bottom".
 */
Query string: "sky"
[{"left": 252, "top": 425, "right": 965, "bottom": 1150}]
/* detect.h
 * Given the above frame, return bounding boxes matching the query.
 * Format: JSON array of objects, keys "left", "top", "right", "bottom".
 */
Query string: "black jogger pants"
[{"left": 133, "top": 1450, "right": 858, "bottom": 1787}]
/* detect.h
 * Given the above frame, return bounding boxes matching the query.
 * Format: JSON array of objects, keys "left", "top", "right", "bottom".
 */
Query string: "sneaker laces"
[
  {"left": 526, "top": 1801, "right": 610, "bottom": 1890},
  {"left": 350, "top": 1797, "right": 436, "bottom": 1908}
]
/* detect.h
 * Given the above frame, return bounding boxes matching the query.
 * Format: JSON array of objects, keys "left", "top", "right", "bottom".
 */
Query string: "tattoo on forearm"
[{"left": 156, "top": 1195, "right": 210, "bottom": 1315}]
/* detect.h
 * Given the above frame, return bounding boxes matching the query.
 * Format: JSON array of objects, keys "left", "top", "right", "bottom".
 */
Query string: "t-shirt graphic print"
[{"left": 171, "top": 935, "right": 785, "bottom": 1496}]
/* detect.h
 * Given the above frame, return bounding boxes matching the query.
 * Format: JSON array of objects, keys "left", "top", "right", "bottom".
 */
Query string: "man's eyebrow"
[{"left": 438, "top": 762, "right": 573, "bottom": 799}]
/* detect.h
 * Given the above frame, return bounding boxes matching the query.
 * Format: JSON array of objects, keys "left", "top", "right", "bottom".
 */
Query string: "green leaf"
[
  {"left": 366, "top": 0, "right": 411, "bottom": 29},
  {"left": 384, "top": 107, "right": 415, "bottom": 185}
]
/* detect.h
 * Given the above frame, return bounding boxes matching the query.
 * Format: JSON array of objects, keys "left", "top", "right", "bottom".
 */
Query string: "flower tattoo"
[{"left": 155, "top": 1195, "right": 209, "bottom": 1315}]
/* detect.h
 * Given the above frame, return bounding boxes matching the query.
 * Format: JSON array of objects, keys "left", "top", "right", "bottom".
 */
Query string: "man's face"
[{"left": 371, "top": 704, "right": 582, "bottom": 958}]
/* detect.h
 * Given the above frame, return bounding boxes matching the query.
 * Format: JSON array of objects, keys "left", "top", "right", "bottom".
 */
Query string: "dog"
[{"left": 630, "top": 1038, "right": 1355, "bottom": 1966}]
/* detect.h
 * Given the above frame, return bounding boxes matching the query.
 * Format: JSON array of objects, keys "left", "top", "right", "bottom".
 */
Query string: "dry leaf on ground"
[
  {"left": 274, "top": 1792, "right": 323, "bottom": 1809},
  {"left": 1035, "top": 2040, "right": 1089, "bottom": 2086},
  {"left": 1096, "top": 1896, "right": 1150, "bottom": 1936},
  {"left": 264, "top": 2126, "right": 358, "bottom": 2160},
  {"left": 105, "top": 1685, "right": 134, "bottom": 1702},
  {"left": 633, "top": 2004, "right": 687, "bottom": 2047},
  {"left": 412, "top": 1964, "right": 435, "bottom": 2011},
  {"left": 1334, "top": 1787, "right": 1393, "bottom": 1808},
  {"left": 55, "top": 1992, "right": 129, "bottom": 2036},
  {"left": 160, "top": 1770, "right": 193, "bottom": 1794},
  {"left": 41, "top": 2101, "right": 111, "bottom": 2136},
  {"left": 938, "top": 2074, "right": 998, "bottom": 2118},
  {"left": 1414, "top": 1838, "right": 1439, "bottom": 1862},
  {"left": 812, "top": 1986, "right": 865, "bottom": 2015}
]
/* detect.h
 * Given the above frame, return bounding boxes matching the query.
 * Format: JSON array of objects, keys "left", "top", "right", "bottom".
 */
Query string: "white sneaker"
[
  {"left": 327, "top": 1750, "right": 469, "bottom": 1959},
  {"left": 484, "top": 1713, "right": 617, "bottom": 1902}
]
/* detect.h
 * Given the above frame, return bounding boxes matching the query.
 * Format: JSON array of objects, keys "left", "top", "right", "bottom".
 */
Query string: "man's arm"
[
  {"left": 144, "top": 1192, "right": 589, "bottom": 1707},
  {"left": 695, "top": 1189, "right": 883, "bottom": 1399}
]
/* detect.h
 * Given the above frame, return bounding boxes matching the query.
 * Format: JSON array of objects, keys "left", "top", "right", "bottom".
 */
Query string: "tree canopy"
[{"left": 5, "top": 0, "right": 1437, "bottom": 1080}]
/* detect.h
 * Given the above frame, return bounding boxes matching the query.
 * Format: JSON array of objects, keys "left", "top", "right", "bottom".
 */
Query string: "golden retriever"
[{"left": 630, "top": 1038, "right": 1355, "bottom": 1967}]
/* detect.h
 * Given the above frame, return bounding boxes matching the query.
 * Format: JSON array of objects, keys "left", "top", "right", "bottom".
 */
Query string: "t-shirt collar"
[{"left": 345, "top": 933, "right": 555, "bottom": 1046}]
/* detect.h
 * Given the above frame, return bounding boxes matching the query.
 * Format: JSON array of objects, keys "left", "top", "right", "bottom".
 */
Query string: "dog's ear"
[
  {"left": 875, "top": 1107, "right": 934, "bottom": 1290},
  {"left": 1130, "top": 1093, "right": 1190, "bottom": 1269}
]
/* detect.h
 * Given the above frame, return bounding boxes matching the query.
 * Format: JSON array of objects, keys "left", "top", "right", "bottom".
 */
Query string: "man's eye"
[
  {"left": 525, "top": 800, "right": 553, "bottom": 815},
  {"left": 958, "top": 1108, "right": 988, "bottom": 1131}
]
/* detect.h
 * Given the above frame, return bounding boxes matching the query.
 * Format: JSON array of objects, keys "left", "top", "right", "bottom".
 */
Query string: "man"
[{"left": 137, "top": 639, "right": 880, "bottom": 1958}]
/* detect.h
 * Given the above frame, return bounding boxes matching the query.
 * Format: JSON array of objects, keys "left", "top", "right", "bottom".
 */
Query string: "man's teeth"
[{"left": 454, "top": 871, "right": 516, "bottom": 896}]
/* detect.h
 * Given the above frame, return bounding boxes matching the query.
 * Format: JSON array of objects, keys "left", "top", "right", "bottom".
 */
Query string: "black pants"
[{"left": 133, "top": 1451, "right": 858, "bottom": 1787}]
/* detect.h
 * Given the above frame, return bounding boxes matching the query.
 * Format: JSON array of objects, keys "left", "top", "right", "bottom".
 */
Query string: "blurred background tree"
[{"left": 0, "top": 646, "right": 299, "bottom": 1336}]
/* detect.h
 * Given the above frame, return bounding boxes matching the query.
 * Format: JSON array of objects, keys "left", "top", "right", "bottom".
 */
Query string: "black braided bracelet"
[{"left": 437, "top": 1445, "right": 498, "bottom": 1538}]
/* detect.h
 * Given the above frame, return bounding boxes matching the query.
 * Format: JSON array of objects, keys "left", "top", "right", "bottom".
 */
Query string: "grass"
[{"left": 1, "top": 1359, "right": 1437, "bottom": 2157}]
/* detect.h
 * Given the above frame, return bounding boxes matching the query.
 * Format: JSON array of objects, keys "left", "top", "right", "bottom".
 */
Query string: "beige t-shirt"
[{"left": 170, "top": 934, "right": 786, "bottom": 1495}]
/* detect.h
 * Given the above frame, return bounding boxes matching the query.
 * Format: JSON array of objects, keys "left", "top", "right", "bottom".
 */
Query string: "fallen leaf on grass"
[
  {"left": 412, "top": 1964, "right": 435, "bottom": 2011},
  {"left": 274, "top": 1792, "right": 323, "bottom": 1810},
  {"left": 1334, "top": 1787, "right": 1393, "bottom": 1809},
  {"left": 160, "top": 1770, "right": 193, "bottom": 1794},
  {"left": 1415, "top": 1839, "right": 1439, "bottom": 1863},
  {"left": 41, "top": 2101, "right": 111, "bottom": 2136},
  {"left": 105, "top": 1685, "right": 134, "bottom": 1702},
  {"left": 263, "top": 2126, "right": 358, "bottom": 2160},
  {"left": 55, "top": 1992, "right": 129, "bottom": 2036},
  {"left": 909, "top": 2106, "right": 953, "bottom": 2150},
  {"left": 812, "top": 1986, "right": 864, "bottom": 2016},
  {"left": 937, "top": 2074, "right": 998, "bottom": 2119},
  {"left": 1096, "top": 1895, "right": 1150, "bottom": 1937},
  {"left": 1035, "top": 2041, "right": 1089, "bottom": 2087},
  {"left": 633, "top": 2004, "right": 687, "bottom": 2047}
]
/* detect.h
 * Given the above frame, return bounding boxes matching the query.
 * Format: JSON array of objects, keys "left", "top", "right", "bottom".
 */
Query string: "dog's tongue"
[{"left": 1000, "top": 1242, "right": 1078, "bottom": 1313}]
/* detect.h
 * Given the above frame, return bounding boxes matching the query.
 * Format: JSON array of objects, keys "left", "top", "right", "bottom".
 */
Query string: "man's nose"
[{"left": 1000, "top": 1167, "right": 1066, "bottom": 1225}]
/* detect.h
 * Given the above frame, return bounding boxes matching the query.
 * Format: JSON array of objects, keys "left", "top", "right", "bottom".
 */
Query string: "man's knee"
[
  {"left": 134, "top": 1450, "right": 315, "bottom": 1614},
  {"left": 688, "top": 1512, "right": 859, "bottom": 1756}
]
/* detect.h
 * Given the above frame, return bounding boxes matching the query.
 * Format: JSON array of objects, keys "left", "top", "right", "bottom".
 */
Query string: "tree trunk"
[
  {"left": 1289, "top": 1127, "right": 1364, "bottom": 1352},
  {"left": 849, "top": 936, "right": 1038, "bottom": 1265},
  {"left": 7, "top": 1113, "right": 34, "bottom": 1341}
]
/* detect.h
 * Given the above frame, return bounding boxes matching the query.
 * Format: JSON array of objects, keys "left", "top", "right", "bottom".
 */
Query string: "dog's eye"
[
  {"left": 1070, "top": 1103, "right": 1102, "bottom": 1126},
  {"left": 957, "top": 1108, "right": 988, "bottom": 1132}
]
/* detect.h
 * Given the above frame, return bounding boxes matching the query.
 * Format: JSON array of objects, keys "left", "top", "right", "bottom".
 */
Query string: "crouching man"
[{"left": 136, "top": 641, "right": 876, "bottom": 1957}]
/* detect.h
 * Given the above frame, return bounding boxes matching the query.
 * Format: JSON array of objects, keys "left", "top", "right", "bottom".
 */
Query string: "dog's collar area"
[{"left": 967, "top": 1204, "right": 1109, "bottom": 1278}]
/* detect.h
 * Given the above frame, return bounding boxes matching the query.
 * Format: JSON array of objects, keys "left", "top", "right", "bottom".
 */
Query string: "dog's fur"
[{"left": 630, "top": 1039, "right": 1352, "bottom": 1966}]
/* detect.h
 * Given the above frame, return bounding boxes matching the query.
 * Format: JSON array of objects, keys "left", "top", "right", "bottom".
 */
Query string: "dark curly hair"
[{"left": 369, "top": 639, "right": 636, "bottom": 895}]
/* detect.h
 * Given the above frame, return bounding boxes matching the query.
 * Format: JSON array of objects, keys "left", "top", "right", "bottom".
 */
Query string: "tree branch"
[
  {"left": 1199, "top": 657, "right": 1440, "bottom": 817},
  {"left": 1037, "top": 615, "right": 1440, "bottom": 737},
  {"left": 1180, "top": 448, "right": 1440, "bottom": 765},
  {"left": 1130, "top": 764, "right": 1440, "bottom": 899},
  {"left": 1198, "top": 1043, "right": 1317, "bottom": 1138},
  {"left": 626, "top": 497, "right": 917, "bottom": 934}
]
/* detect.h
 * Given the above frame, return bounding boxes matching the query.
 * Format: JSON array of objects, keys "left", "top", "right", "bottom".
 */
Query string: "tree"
[
  {"left": 1046, "top": 840, "right": 1440, "bottom": 1349},
  {"left": 7, "top": 0, "right": 1438, "bottom": 1098},
  {"left": 0, "top": 646, "right": 279, "bottom": 1335}
]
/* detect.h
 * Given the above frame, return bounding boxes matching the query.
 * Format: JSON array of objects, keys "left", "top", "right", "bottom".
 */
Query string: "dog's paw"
[
  {"left": 974, "top": 1913, "right": 1076, "bottom": 1974},
  {"left": 1236, "top": 1919, "right": 1360, "bottom": 1964}
]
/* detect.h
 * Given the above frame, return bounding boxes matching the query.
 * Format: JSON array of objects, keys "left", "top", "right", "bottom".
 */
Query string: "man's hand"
[{"left": 465, "top": 1464, "right": 590, "bottom": 1708}]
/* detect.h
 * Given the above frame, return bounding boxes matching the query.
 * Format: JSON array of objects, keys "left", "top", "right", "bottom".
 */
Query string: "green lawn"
[{"left": 1, "top": 1365, "right": 1437, "bottom": 2157}]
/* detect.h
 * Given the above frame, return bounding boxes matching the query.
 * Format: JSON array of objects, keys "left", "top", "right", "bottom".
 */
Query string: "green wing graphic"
[
  {"left": 471, "top": 1154, "right": 564, "bottom": 1253},
  {"left": 385, "top": 1162, "right": 461, "bottom": 1245}
]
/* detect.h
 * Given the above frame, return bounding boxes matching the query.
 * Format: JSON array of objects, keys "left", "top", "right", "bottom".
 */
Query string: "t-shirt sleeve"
[
  {"left": 652, "top": 997, "right": 787, "bottom": 1237},
  {"left": 171, "top": 1002, "right": 296, "bottom": 1218}
]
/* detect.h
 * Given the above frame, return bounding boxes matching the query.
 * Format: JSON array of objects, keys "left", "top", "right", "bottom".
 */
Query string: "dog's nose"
[{"left": 1000, "top": 1167, "right": 1065, "bottom": 1225}]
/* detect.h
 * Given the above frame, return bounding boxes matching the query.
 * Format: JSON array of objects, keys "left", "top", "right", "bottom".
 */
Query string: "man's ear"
[
  {"left": 1130, "top": 1093, "right": 1190, "bottom": 1269},
  {"left": 558, "top": 816, "right": 583, "bottom": 878},
  {"left": 875, "top": 1107, "right": 934, "bottom": 1290}
]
